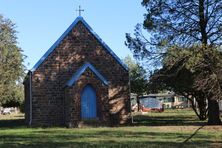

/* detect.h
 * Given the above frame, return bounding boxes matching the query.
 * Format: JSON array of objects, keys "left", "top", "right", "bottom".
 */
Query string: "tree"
[
  {"left": 124, "top": 56, "right": 148, "bottom": 95},
  {"left": 123, "top": 56, "right": 148, "bottom": 111},
  {"left": 126, "top": 0, "right": 222, "bottom": 124},
  {"left": 126, "top": 0, "right": 222, "bottom": 65},
  {"left": 151, "top": 46, "right": 222, "bottom": 121},
  {"left": 126, "top": 0, "right": 222, "bottom": 50},
  {"left": 0, "top": 14, "right": 25, "bottom": 107}
]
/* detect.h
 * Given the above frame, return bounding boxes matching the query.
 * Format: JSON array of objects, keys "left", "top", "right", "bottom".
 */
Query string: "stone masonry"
[{"left": 24, "top": 17, "right": 130, "bottom": 127}]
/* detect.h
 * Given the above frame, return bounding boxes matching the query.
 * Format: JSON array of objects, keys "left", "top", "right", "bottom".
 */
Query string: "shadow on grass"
[
  {"left": 0, "top": 141, "right": 215, "bottom": 148},
  {"left": 0, "top": 128, "right": 220, "bottom": 148},
  {"left": 131, "top": 114, "right": 206, "bottom": 126},
  {"left": 0, "top": 119, "right": 25, "bottom": 128},
  {"left": 183, "top": 125, "right": 205, "bottom": 143},
  {"left": 0, "top": 140, "right": 218, "bottom": 148},
  {"left": 0, "top": 114, "right": 206, "bottom": 128},
  {"left": 0, "top": 117, "right": 220, "bottom": 148}
]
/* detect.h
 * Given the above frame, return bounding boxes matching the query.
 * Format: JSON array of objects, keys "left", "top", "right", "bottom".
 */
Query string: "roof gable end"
[{"left": 31, "top": 16, "right": 128, "bottom": 72}]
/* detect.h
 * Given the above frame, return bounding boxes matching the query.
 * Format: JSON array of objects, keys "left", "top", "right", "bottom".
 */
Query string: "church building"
[{"left": 23, "top": 16, "right": 130, "bottom": 127}]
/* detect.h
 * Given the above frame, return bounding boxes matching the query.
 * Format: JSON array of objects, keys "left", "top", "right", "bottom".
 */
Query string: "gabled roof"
[
  {"left": 66, "top": 62, "right": 109, "bottom": 87},
  {"left": 31, "top": 16, "right": 128, "bottom": 72}
]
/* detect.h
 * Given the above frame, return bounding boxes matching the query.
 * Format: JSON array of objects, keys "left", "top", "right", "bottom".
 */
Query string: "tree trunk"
[
  {"left": 137, "top": 96, "right": 140, "bottom": 112},
  {"left": 197, "top": 98, "right": 207, "bottom": 120},
  {"left": 188, "top": 97, "right": 207, "bottom": 120},
  {"left": 208, "top": 99, "right": 221, "bottom": 125},
  {"left": 198, "top": 0, "right": 208, "bottom": 45}
]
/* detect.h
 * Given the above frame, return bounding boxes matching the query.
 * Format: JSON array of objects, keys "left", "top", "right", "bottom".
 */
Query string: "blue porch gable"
[{"left": 66, "top": 62, "right": 109, "bottom": 87}]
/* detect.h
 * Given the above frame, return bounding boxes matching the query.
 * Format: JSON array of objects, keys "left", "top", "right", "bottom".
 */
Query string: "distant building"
[
  {"left": 139, "top": 93, "right": 192, "bottom": 109},
  {"left": 140, "top": 97, "right": 163, "bottom": 112}
]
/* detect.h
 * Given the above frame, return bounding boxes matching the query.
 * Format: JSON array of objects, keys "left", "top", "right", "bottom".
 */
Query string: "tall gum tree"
[{"left": 126, "top": 0, "right": 222, "bottom": 125}]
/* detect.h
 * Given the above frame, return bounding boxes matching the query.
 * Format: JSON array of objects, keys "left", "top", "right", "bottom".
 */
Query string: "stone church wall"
[{"left": 25, "top": 21, "right": 130, "bottom": 126}]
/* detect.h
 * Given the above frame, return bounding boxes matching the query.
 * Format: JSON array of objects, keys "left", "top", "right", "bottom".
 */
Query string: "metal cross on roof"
[{"left": 76, "top": 5, "right": 84, "bottom": 16}]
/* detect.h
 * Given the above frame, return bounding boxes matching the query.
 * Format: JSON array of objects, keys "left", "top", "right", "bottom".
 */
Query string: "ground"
[{"left": 0, "top": 109, "right": 221, "bottom": 148}]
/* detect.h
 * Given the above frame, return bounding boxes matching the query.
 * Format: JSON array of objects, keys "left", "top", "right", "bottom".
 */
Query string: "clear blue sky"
[{"left": 0, "top": 0, "right": 146, "bottom": 69}]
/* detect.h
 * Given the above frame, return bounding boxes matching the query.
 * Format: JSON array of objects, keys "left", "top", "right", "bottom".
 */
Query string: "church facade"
[{"left": 23, "top": 17, "right": 130, "bottom": 127}]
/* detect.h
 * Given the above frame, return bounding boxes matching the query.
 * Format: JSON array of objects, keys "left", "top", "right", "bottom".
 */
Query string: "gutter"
[{"left": 29, "top": 71, "right": 32, "bottom": 126}]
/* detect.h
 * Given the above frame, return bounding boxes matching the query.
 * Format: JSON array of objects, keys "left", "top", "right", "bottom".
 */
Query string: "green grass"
[
  {"left": 132, "top": 109, "right": 206, "bottom": 126},
  {"left": 0, "top": 110, "right": 222, "bottom": 148}
]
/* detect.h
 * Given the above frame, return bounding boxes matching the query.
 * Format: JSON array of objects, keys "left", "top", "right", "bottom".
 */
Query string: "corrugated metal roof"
[
  {"left": 31, "top": 16, "right": 128, "bottom": 72},
  {"left": 141, "top": 93, "right": 175, "bottom": 98}
]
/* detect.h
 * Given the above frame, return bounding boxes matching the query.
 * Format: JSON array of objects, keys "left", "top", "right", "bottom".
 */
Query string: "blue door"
[{"left": 81, "top": 85, "right": 97, "bottom": 119}]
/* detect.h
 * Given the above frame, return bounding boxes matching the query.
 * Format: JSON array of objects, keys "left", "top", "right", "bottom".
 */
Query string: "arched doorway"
[{"left": 81, "top": 84, "right": 97, "bottom": 119}]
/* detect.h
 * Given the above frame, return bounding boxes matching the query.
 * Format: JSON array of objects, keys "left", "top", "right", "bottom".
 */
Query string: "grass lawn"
[{"left": 0, "top": 109, "right": 221, "bottom": 148}]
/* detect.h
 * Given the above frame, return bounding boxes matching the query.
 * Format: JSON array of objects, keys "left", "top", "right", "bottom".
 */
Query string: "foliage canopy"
[
  {"left": 0, "top": 14, "right": 25, "bottom": 107},
  {"left": 126, "top": 0, "right": 222, "bottom": 124},
  {"left": 123, "top": 56, "right": 147, "bottom": 96}
]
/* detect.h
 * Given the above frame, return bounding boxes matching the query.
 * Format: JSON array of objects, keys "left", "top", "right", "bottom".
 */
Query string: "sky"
[{"left": 0, "top": 0, "right": 146, "bottom": 70}]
